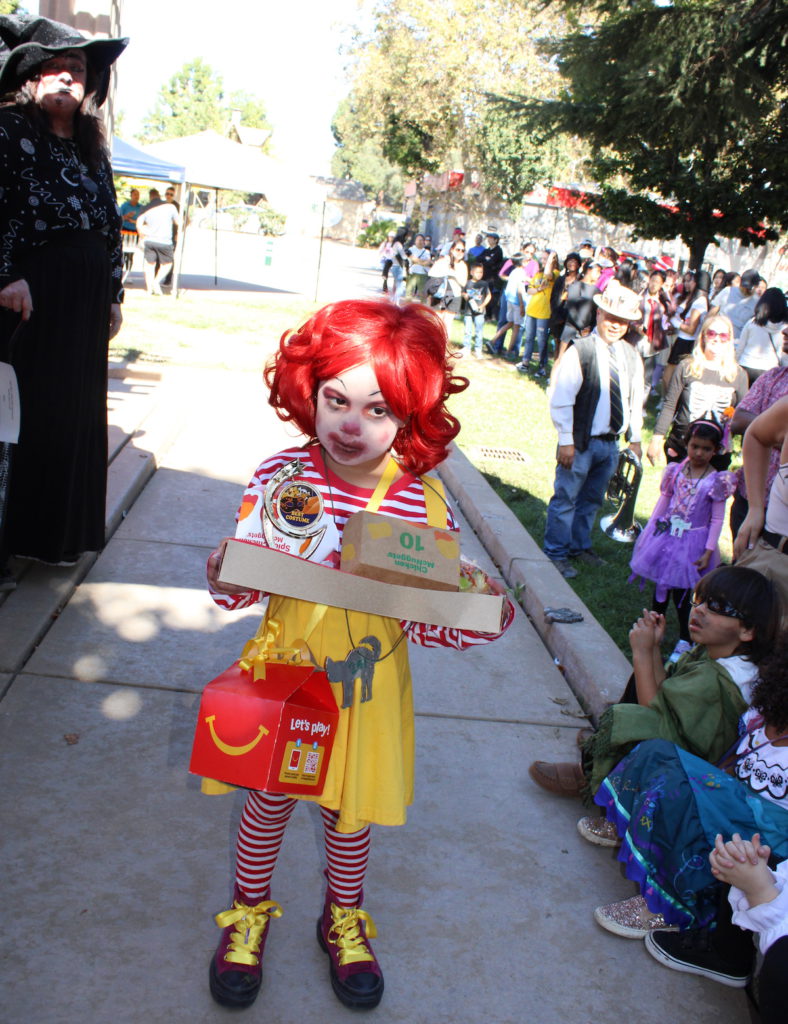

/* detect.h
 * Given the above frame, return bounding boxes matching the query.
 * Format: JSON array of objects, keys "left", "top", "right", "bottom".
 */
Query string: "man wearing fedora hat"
[{"left": 544, "top": 283, "right": 644, "bottom": 578}]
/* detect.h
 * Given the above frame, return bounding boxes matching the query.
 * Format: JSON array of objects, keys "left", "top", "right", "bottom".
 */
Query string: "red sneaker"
[
  {"left": 317, "top": 889, "right": 384, "bottom": 1009},
  {"left": 209, "top": 885, "right": 282, "bottom": 1008}
]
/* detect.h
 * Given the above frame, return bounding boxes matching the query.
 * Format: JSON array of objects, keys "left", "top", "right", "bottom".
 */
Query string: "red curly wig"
[{"left": 265, "top": 299, "right": 469, "bottom": 476}]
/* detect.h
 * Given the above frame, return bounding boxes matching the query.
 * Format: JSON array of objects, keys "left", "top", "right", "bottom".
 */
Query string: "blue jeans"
[
  {"left": 521, "top": 315, "right": 549, "bottom": 367},
  {"left": 497, "top": 292, "right": 509, "bottom": 329},
  {"left": 390, "top": 263, "right": 405, "bottom": 302},
  {"left": 543, "top": 438, "right": 620, "bottom": 559},
  {"left": 463, "top": 313, "right": 485, "bottom": 352}
]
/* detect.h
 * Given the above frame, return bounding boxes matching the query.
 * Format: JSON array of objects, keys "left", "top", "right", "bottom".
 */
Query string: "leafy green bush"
[
  {"left": 357, "top": 219, "right": 397, "bottom": 248},
  {"left": 254, "top": 204, "right": 286, "bottom": 236}
]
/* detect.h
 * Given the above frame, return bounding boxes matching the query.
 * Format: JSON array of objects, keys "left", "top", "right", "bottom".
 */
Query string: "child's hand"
[
  {"left": 694, "top": 550, "right": 712, "bottom": 570},
  {"left": 629, "top": 609, "right": 661, "bottom": 653},
  {"left": 207, "top": 538, "right": 257, "bottom": 597},
  {"left": 709, "top": 833, "right": 778, "bottom": 908},
  {"left": 647, "top": 610, "right": 667, "bottom": 646}
]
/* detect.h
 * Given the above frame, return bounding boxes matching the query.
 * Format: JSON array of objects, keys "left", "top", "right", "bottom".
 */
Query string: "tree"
[
  {"left": 228, "top": 91, "right": 271, "bottom": 132},
  {"left": 331, "top": 97, "right": 403, "bottom": 203},
  {"left": 0, "top": 1, "right": 22, "bottom": 14},
  {"left": 337, "top": 0, "right": 580, "bottom": 213},
  {"left": 140, "top": 58, "right": 225, "bottom": 141},
  {"left": 499, "top": 0, "right": 788, "bottom": 267}
]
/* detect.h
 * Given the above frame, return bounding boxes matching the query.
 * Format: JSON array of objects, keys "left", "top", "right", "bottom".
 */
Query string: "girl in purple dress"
[{"left": 630, "top": 418, "right": 736, "bottom": 657}]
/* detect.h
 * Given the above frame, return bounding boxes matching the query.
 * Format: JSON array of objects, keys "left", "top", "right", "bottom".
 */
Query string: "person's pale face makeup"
[
  {"left": 688, "top": 595, "right": 753, "bottom": 659},
  {"left": 315, "top": 364, "right": 404, "bottom": 486},
  {"left": 683, "top": 273, "right": 695, "bottom": 294},
  {"left": 596, "top": 309, "right": 630, "bottom": 344},
  {"left": 34, "top": 50, "right": 87, "bottom": 118},
  {"left": 702, "top": 319, "right": 732, "bottom": 363},
  {"left": 686, "top": 434, "right": 716, "bottom": 470}
]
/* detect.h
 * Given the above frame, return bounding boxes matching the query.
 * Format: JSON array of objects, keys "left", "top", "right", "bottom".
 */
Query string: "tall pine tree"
[{"left": 499, "top": 0, "right": 788, "bottom": 266}]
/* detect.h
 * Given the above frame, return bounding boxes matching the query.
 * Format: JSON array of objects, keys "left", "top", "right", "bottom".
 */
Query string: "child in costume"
[
  {"left": 529, "top": 565, "right": 781, "bottom": 803},
  {"left": 205, "top": 299, "right": 514, "bottom": 1011},
  {"left": 582, "top": 632, "right": 788, "bottom": 1007},
  {"left": 629, "top": 417, "right": 736, "bottom": 662}
]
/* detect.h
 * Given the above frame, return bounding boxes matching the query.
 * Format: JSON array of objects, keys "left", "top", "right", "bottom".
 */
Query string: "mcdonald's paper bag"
[
  {"left": 190, "top": 660, "right": 339, "bottom": 795},
  {"left": 340, "top": 510, "right": 460, "bottom": 591}
]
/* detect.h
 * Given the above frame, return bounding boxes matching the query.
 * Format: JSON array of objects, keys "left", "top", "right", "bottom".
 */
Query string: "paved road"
[{"left": 0, "top": 234, "right": 751, "bottom": 1023}]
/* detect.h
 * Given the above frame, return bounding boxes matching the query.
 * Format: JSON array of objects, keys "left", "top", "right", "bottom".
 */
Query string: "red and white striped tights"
[{"left": 235, "top": 790, "right": 370, "bottom": 906}]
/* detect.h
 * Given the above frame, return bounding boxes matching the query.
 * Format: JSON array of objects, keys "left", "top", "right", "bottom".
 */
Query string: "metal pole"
[
  {"left": 314, "top": 200, "right": 326, "bottom": 303},
  {"left": 214, "top": 188, "right": 219, "bottom": 286}
]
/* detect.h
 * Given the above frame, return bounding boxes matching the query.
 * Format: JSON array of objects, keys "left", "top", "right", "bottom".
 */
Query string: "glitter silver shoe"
[
  {"left": 594, "top": 896, "right": 673, "bottom": 939},
  {"left": 577, "top": 816, "right": 620, "bottom": 847}
]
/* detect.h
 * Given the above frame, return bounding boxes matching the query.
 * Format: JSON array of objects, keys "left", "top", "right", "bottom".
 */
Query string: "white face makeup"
[
  {"left": 315, "top": 364, "right": 404, "bottom": 485},
  {"left": 34, "top": 50, "right": 87, "bottom": 116}
]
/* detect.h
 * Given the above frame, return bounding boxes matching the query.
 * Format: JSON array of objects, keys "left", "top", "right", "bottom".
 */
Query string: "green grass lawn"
[
  {"left": 443, "top": 317, "right": 738, "bottom": 656},
  {"left": 111, "top": 289, "right": 320, "bottom": 371},
  {"left": 116, "top": 296, "right": 739, "bottom": 656}
]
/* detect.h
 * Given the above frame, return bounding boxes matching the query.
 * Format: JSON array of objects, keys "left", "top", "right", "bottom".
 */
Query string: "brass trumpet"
[{"left": 600, "top": 448, "right": 643, "bottom": 543}]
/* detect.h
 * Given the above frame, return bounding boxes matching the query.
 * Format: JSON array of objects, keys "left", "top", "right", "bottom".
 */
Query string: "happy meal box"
[{"left": 190, "top": 655, "right": 339, "bottom": 796}]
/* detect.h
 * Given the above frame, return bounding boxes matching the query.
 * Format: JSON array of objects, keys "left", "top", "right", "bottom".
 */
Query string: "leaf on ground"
[{"left": 63, "top": 733, "right": 80, "bottom": 745}]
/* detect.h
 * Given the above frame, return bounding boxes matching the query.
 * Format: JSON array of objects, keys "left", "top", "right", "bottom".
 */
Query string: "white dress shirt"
[{"left": 549, "top": 332, "right": 643, "bottom": 446}]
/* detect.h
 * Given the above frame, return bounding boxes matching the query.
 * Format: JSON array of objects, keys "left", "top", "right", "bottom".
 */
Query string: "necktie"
[{"left": 608, "top": 344, "right": 624, "bottom": 434}]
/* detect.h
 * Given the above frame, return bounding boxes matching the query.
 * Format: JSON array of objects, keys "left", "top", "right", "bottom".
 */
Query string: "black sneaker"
[{"left": 645, "top": 928, "right": 752, "bottom": 988}]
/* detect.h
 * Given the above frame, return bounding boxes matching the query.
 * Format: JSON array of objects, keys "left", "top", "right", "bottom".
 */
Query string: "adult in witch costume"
[
  {"left": 0, "top": 16, "right": 127, "bottom": 585},
  {"left": 206, "top": 299, "right": 514, "bottom": 1011}
]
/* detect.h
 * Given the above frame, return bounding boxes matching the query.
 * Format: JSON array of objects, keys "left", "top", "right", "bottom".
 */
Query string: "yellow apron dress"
[{"left": 207, "top": 459, "right": 449, "bottom": 835}]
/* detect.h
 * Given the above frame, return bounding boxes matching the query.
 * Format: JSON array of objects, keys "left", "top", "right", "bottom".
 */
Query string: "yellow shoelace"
[
  {"left": 215, "top": 898, "right": 283, "bottom": 967},
  {"left": 327, "top": 904, "right": 378, "bottom": 966}
]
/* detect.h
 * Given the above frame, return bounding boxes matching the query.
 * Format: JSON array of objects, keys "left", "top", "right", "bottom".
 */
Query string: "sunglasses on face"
[
  {"left": 705, "top": 330, "right": 730, "bottom": 341},
  {"left": 691, "top": 594, "right": 745, "bottom": 619}
]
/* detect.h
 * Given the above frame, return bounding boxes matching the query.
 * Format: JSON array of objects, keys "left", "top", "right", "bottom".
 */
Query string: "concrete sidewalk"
[{"left": 0, "top": 274, "right": 750, "bottom": 1022}]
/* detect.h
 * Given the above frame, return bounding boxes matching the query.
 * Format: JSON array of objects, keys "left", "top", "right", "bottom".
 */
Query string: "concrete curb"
[{"left": 439, "top": 444, "right": 632, "bottom": 723}]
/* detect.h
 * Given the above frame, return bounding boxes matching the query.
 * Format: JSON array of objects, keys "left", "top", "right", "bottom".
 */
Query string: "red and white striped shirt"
[{"left": 209, "top": 444, "right": 513, "bottom": 648}]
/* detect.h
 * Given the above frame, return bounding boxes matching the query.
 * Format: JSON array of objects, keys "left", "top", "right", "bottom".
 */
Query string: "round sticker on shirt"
[
  {"left": 270, "top": 480, "right": 324, "bottom": 533},
  {"left": 262, "top": 458, "right": 339, "bottom": 563}
]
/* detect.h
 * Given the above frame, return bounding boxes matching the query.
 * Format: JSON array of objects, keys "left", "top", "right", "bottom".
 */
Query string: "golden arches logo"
[{"left": 205, "top": 715, "right": 269, "bottom": 756}]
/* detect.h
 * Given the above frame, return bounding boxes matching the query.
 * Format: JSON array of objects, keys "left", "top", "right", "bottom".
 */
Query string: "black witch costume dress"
[{"left": 0, "top": 108, "right": 123, "bottom": 564}]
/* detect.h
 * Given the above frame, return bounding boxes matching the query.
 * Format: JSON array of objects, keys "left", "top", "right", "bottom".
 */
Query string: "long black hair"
[
  {"left": 8, "top": 61, "right": 107, "bottom": 172},
  {"left": 751, "top": 631, "right": 788, "bottom": 732},
  {"left": 754, "top": 287, "right": 788, "bottom": 327}
]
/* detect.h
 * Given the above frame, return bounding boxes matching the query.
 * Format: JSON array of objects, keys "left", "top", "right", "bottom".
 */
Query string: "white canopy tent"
[{"left": 141, "top": 132, "right": 289, "bottom": 291}]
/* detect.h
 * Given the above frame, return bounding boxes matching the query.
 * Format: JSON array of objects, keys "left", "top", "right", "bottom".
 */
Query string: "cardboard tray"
[{"left": 219, "top": 539, "right": 504, "bottom": 633}]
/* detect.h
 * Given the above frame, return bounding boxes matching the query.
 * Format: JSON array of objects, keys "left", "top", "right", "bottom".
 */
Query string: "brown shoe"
[{"left": 528, "top": 760, "right": 585, "bottom": 797}]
